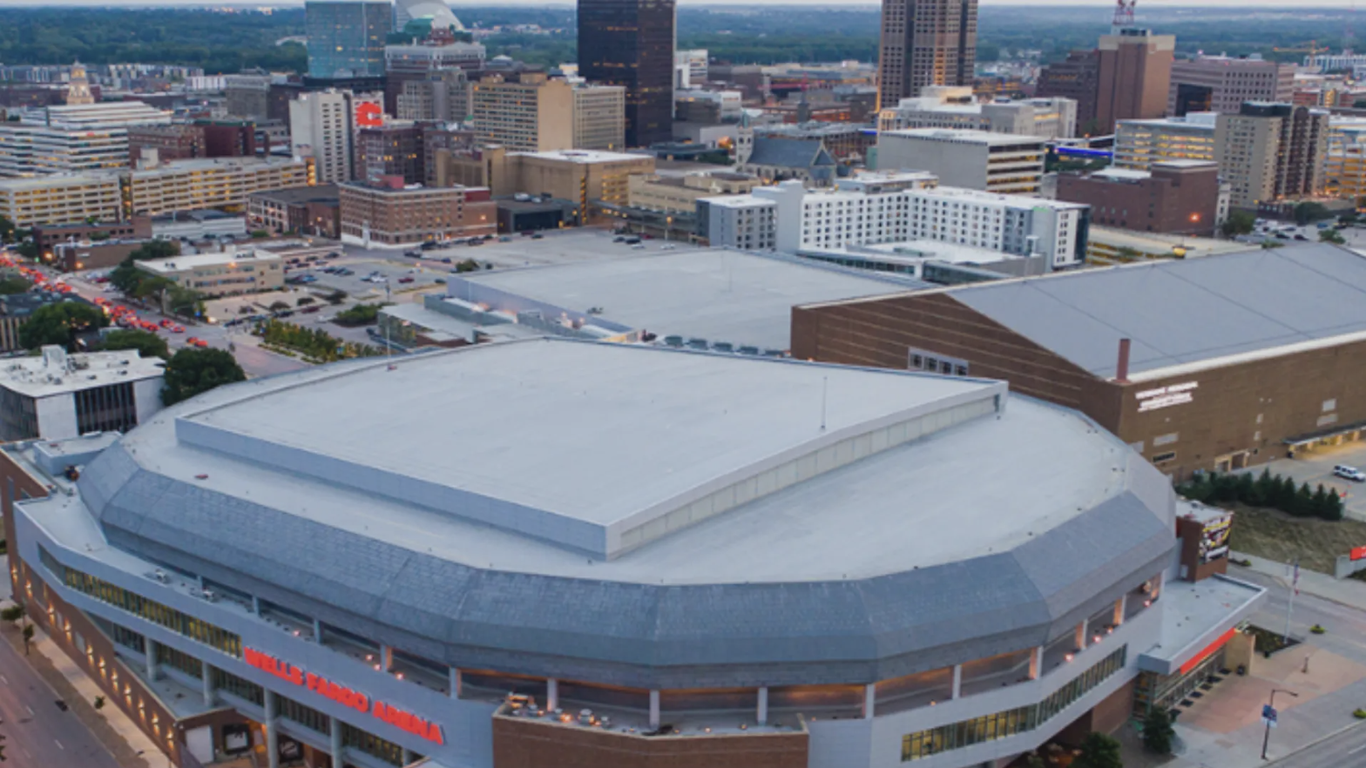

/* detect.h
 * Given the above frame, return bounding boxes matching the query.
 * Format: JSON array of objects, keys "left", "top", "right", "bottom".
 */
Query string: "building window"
[
  {"left": 74, "top": 381, "right": 139, "bottom": 436},
  {"left": 62, "top": 565, "right": 241, "bottom": 658},
  {"left": 213, "top": 666, "right": 264, "bottom": 707}
]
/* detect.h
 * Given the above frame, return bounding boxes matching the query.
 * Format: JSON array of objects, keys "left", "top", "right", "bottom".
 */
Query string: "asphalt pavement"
[
  {"left": 1268, "top": 721, "right": 1366, "bottom": 767},
  {"left": 0, "top": 633, "right": 122, "bottom": 768}
]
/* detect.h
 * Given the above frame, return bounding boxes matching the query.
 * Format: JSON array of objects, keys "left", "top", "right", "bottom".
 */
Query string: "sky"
[{"left": 0, "top": 0, "right": 1357, "bottom": 6}]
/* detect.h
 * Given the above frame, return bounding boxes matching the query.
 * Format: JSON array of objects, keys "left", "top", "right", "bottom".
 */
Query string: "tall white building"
[
  {"left": 696, "top": 195, "right": 778, "bottom": 252},
  {"left": 703, "top": 175, "right": 1089, "bottom": 270},
  {"left": 0, "top": 101, "right": 172, "bottom": 177},
  {"left": 876, "top": 128, "right": 1046, "bottom": 195},
  {"left": 289, "top": 90, "right": 355, "bottom": 184},
  {"left": 572, "top": 84, "right": 627, "bottom": 151},
  {"left": 0, "top": 346, "right": 164, "bottom": 442},
  {"left": 675, "top": 49, "right": 708, "bottom": 88},
  {"left": 879, "top": 86, "right": 1077, "bottom": 140}
]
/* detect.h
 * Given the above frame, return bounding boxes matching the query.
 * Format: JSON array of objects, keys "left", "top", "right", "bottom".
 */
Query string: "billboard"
[
  {"left": 356, "top": 101, "right": 383, "bottom": 128},
  {"left": 1199, "top": 512, "right": 1233, "bottom": 563}
]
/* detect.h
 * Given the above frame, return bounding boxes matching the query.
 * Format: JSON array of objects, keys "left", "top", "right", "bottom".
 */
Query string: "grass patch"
[{"left": 1228, "top": 502, "right": 1366, "bottom": 574}]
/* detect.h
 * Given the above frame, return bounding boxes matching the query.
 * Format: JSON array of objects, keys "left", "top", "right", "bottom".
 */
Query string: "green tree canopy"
[
  {"left": 0, "top": 214, "right": 14, "bottom": 244},
  {"left": 0, "top": 272, "right": 30, "bottom": 295},
  {"left": 1073, "top": 732, "right": 1124, "bottom": 768},
  {"left": 1320, "top": 228, "right": 1346, "bottom": 244},
  {"left": 18, "top": 301, "right": 108, "bottom": 351},
  {"left": 1293, "top": 202, "right": 1333, "bottom": 226},
  {"left": 161, "top": 347, "right": 246, "bottom": 406},
  {"left": 100, "top": 328, "right": 170, "bottom": 360},
  {"left": 1143, "top": 706, "right": 1175, "bottom": 754},
  {"left": 1221, "top": 210, "right": 1256, "bottom": 238}
]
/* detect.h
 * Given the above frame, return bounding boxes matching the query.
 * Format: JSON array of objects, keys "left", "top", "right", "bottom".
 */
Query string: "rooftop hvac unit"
[
  {"left": 202, "top": 589, "right": 218, "bottom": 603},
  {"left": 154, "top": 569, "right": 168, "bottom": 583}
]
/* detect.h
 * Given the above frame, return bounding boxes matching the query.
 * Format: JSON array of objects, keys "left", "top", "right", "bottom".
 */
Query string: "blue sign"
[{"left": 1262, "top": 705, "right": 1278, "bottom": 726}]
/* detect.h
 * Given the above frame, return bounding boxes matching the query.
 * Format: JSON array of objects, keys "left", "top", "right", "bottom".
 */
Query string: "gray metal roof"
[
  {"left": 745, "top": 137, "right": 836, "bottom": 170},
  {"left": 951, "top": 243, "right": 1366, "bottom": 378},
  {"left": 66, "top": 340, "right": 1178, "bottom": 687}
]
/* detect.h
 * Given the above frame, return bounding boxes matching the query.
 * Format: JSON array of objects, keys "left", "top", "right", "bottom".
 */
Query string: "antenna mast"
[{"left": 1112, "top": 0, "right": 1136, "bottom": 34}]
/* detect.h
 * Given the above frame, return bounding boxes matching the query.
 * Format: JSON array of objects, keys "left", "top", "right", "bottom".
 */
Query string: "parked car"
[
  {"left": 399, "top": 276, "right": 415, "bottom": 284},
  {"left": 326, "top": 252, "right": 341, "bottom": 259},
  {"left": 1334, "top": 465, "right": 1366, "bottom": 482},
  {"left": 441, "top": 257, "right": 453, "bottom": 264}
]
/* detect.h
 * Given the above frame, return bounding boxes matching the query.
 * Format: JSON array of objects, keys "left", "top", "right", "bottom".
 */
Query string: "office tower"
[
  {"left": 0, "top": 102, "right": 172, "bottom": 177},
  {"left": 356, "top": 121, "right": 426, "bottom": 184},
  {"left": 877, "top": 0, "right": 978, "bottom": 110},
  {"left": 573, "top": 84, "right": 627, "bottom": 151},
  {"left": 1216, "top": 102, "right": 1330, "bottom": 207},
  {"left": 876, "top": 128, "right": 1046, "bottom": 195},
  {"left": 577, "top": 0, "right": 676, "bottom": 147},
  {"left": 1036, "top": 50, "right": 1101, "bottom": 135},
  {"left": 397, "top": 69, "right": 470, "bottom": 123},
  {"left": 306, "top": 1, "right": 393, "bottom": 79},
  {"left": 1168, "top": 55, "right": 1295, "bottom": 116},
  {"left": 470, "top": 72, "right": 574, "bottom": 153},
  {"left": 1113, "top": 113, "right": 1219, "bottom": 170},
  {"left": 1095, "top": 28, "right": 1174, "bottom": 134},
  {"left": 289, "top": 90, "right": 355, "bottom": 183},
  {"left": 384, "top": 39, "right": 484, "bottom": 115},
  {"left": 65, "top": 61, "right": 94, "bottom": 106}
]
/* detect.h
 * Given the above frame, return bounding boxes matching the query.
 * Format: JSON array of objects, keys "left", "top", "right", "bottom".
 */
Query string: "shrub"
[
  {"left": 1143, "top": 706, "right": 1175, "bottom": 754},
  {"left": 0, "top": 605, "right": 22, "bottom": 622},
  {"left": 94, "top": 695, "right": 105, "bottom": 710}
]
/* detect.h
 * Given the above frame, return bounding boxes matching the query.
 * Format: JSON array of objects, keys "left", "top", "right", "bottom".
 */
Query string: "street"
[
  {"left": 0, "top": 632, "right": 122, "bottom": 768},
  {"left": 1268, "top": 721, "right": 1366, "bottom": 767}
]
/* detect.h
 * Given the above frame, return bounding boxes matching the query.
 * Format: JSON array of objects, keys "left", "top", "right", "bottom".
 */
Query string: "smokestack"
[{"left": 1116, "top": 338, "right": 1131, "bottom": 382}]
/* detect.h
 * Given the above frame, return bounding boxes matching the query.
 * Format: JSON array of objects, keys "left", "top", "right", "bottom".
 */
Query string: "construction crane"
[{"left": 1112, "top": 0, "right": 1136, "bottom": 33}]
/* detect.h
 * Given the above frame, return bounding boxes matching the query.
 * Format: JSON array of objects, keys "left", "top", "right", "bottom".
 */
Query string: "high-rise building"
[
  {"left": 64, "top": 61, "right": 94, "bottom": 106},
  {"left": 1095, "top": 28, "right": 1174, "bottom": 134},
  {"left": 0, "top": 102, "right": 173, "bottom": 177},
  {"left": 356, "top": 121, "right": 425, "bottom": 185},
  {"left": 470, "top": 72, "right": 574, "bottom": 153},
  {"left": 577, "top": 0, "right": 676, "bottom": 147},
  {"left": 289, "top": 90, "right": 355, "bottom": 184},
  {"left": 878, "top": 86, "right": 1076, "bottom": 139},
  {"left": 224, "top": 74, "right": 272, "bottom": 120},
  {"left": 1036, "top": 50, "right": 1101, "bottom": 135},
  {"left": 339, "top": 177, "right": 496, "bottom": 246},
  {"left": 877, "top": 0, "right": 978, "bottom": 110},
  {"left": 1113, "top": 113, "right": 1219, "bottom": 170},
  {"left": 572, "top": 84, "right": 627, "bottom": 151},
  {"left": 1168, "top": 55, "right": 1295, "bottom": 116},
  {"left": 397, "top": 69, "right": 470, "bottom": 123},
  {"left": 1215, "top": 102, "right": 1330, "bottom": 207},
  {"left": 384, "top": 39, "right": 485, "bottom": 115},
  {"left": 876, "top": 128, "right": 1046, "bottom": 195},
  {"left": 305, "top": 1, "right": 393, "bottom": 80}
]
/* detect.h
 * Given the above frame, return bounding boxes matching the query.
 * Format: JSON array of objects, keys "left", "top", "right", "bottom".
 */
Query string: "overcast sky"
[{"left": 0, "top": 0, "right": 1353, "bottom": 7}]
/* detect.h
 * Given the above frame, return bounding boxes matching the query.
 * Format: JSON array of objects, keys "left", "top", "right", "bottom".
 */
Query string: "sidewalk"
[
  {"left": 0, "top": 598, "right": 156, "bottom": 768},
  {"left": 1232, "top": 551, "right": 1366, "bottom": 611}
]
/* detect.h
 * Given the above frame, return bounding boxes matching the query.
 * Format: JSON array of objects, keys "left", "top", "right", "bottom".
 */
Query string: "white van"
[{"left": 1334, "top": 465, "right": 1366, "bottom": 482}]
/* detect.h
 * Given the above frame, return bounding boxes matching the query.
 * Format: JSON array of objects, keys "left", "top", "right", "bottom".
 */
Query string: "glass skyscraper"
[
  {"left": 306, "top": 1, "right": 394, "bottom": 79},
  {"left": 577, "top": 0, "right": 676, "bottom": 148}
]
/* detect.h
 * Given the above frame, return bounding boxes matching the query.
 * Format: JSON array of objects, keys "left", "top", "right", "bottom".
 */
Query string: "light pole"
[{"left": 1261, "top": 688, "right": 1298, "bottom": 760}]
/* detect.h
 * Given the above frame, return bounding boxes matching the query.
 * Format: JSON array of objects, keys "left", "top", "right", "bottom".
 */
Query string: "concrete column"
[
  {"left": 546, "top": 678, "right": 559, "bottom": 711},
  {"left": 264, "top": 689, "right": 279, "bottom": 768},
  {"left": 862, "top": 684, "right": 875, "bottom": 719},
  {"left": 648, "top": 690, "right": 661, "bottom": 729},
  {"left": 1113, "top": 595, "right": 1127, "bottom": 626},
  {"left": 313, "top": 619, "right": 323, "bottom": 643},
  {"left": 201, "top": 662, "right": 214, "bottom": 707},
  {"left": 951, "top": 664, "right": 963, "bottom": 699},
  {"left": 251, "top": 595, "right": 261, "bottom": 615},
  {"left": 1075, "top": 621, "right": 1086, "bottom": 651},
  {"left": 756, "top": 686, "right": 768, "bottom": 726},
  {"left": 401, "top": 748, "right": 413, "bottom": 765},
  {"left": 329, "top": 715, "right": 343, "bottom": 768},
  {"left": 1029, "top": 646, "right": 1043, "bottom": 680},
  {"left": 449, "top": 667, "right": 461, "bottom": 699},
  {"left": 145, "top": 638, "right": 158, "bottom": 681},
  {"left": 1154, "top": 571, "right": 1164, "bottom": 599},
  {"left": 380, "top": 645, "right": 392, "bottom": 672}
]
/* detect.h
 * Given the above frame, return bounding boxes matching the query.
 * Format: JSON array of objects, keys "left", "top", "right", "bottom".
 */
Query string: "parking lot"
[
  {"left": 1259, "top": 441, "right": 1366, "bottom": 522},
  {"left": 294, "top": 259, "right": 448, "bottom": 300},
  {"left": 391, "top": 228, "right": 705, "bottom": 271}
]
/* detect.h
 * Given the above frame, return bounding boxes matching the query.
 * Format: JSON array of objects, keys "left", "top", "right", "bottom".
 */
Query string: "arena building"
[{"left": 3, "top": 339, "right": 1262, "bottom": 768}]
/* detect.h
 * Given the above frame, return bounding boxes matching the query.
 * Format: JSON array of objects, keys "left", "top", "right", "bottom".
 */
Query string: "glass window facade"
[
  {"left": 214, "top": 666, "right": 265, "bottom": 707},
  {"left": 63, "top": 566, "right": 242, "bottom": 658},
  {"left": 342, "top": 722, "right": 406, "bottom": 766},
  {"left": 576, "top": 0, "right": 676, "bottom": 147},
  {"left": 901, "top": 647, "right": 1127, "bottom": 761},
  {"left": 157, "top": 643, "right": 204, "bottom": 679},
  {"left": 73, "top": 381, "right": 139, "bottom": 436},
  {"left": 305, "top": 1, "right": 393, "bottom": 79},
  {"left": 279, "top": 694, "right": 331, "bottom": 735}
]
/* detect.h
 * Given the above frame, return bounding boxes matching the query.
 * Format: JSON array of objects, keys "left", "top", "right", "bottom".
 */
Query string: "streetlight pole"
[{"left": 1260, "top": 688, "right": 1298, "bottom": 760}]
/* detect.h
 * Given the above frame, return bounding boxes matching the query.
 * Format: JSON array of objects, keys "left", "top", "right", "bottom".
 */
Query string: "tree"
[
  {"left": 1319, "top": 228, "right": 1346, "bottom": 244},
  {"left": 1073, "top": 732, "right": 1123, "bottom": 768},
  {"left": 1293, "top": 202, "right": 1333, "bottom": 227},
  {"left": 1143, "top": 707, "right": 1175, "bottom": 754},
  {"left": 161, "top": 348, "right": 246, "bottom": 406},
  {"left": 18, "top": 302, "right": 108, "bottom": 351},
  {"left": 0, "top": 214, "right": 14, "bottom": 244},
  {"left": 13, "top": 241, "right": 38, "bottom": 261},
  {"left": 250, "top": 229, "right": 271, "bottom": 239},
  {"left": 100, "top": 329, "right": 170, "bottom": 360},
  {"left": 1221, "top": 210, "right": 1256, "bottom": 238},
  {"left": 0, "top": 274, "right": 30, "bottom": 295},
  {"left": 268, "top": 300, "right": 291, "bottom": 312},
  {"left": 0, "top": 606, "right": 22, "bottom": 623},
  {"left": 1252, "top": 468, "right": 1276, "bottom": 507},
  {"left": 127, "top": 239, "right": 179, "bottom": 262},
  {"left": 93, "top": 695, "right": 105, "bottom": 710}
]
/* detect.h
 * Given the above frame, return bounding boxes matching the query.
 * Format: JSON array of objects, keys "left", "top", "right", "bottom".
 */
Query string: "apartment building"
[
  {"left": 1168, "top": 55, "right": 1295, "bottom": 116},
  {"left": 289, "top": 90, "right": 355, "bottom": 184},
  {"left": 1096, "top": 28, "right": 1175, "bottom": 134},
  {"left": 134, "top": 249, "right": 285, "bottom": 298},
  {"left": 1215, "top": 102, "right": 1330, "bottom": 207},
  {"left": 356, "top": 122, "right": 425, "bottom": 185},
  {"left": 1036, "top": 50, "right": 1100, "bottom": 135},
  {"left": 572, "top": 84, "right": 627, "bottom": 151},
  {"left": 470, "top": 72, "right": 573, "bottom": 153},
  {"left": 878, "top": 86, "right": 1077, "bottom": 140},
  {"left": 696, "top": 195, "right": 778, "bottom": 251},
  {"left": 1113, "top": 113, "right": 1219, "bottom": 170},
  {"left": 122, "top": 157, "right": 314, "bottom": 219},
  {"left": 248, "top": 185, "right": 341, "bottom": 238},
  {"left": 0, "top": 174, "right": 121, "bottom": 227},
  {"left": 1057, "top": 161, "right": 1224, "bottom": 237},
  {"left": 629, "top": 171, "right": 761, "bottom": 214},
  {"left": 0, "top": 101, "right": 172, "bottom": 177},
  {"left": 339, "top": 177, "right": 496, "bottom": 247},
  {"left": 876, "top": 128, "right": 1045, "bottom": 194},
  {"left": 397, "top": 69, "right": 470, "bottom": 123}
]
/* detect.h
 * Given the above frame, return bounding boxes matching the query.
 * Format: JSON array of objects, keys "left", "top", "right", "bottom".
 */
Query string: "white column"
[
  {"left": 329, "top": 715, "right": 343, "bottom": 768},
  {"left": 251, "top": 595, "right": 261, "bottom": 615},
  {"left": 1114, "top": 595, "right": 1127, "bottom": 626},
  {"left": 546, "top": 678, "right": 559, "bottom": 711},
  {"left": 862, "top": 683, "right": 875, "bottom": 719},
  {"left": 401, "top": 748, "right": 413, "bottom": 765},
  {"left": 1075, "top": 621, "right": 1087, "bottom": 651},
  {"left": 449, "top": 667, "right": 461, "bottom": 699},
  {"left": 201, "top": 662, "right": 213, "bottom": 707},
  {"left": 380, "top": 645, "right": 392, "bottom": 672},
  {"left": 756, "top": 686, "right": 768, "bottom": 726},
  {"left": 951, "top": 664, "right": 963, "bottom": 699},
  {"left": 648, "top": 690, "right": 661, "bottom": 729},
  {"left": 145, "top": 638, "right": 158, "bottom": 682},
  {"left": 264, "top": 689, "right": 279, "bottom": 768},
  {"left": 314, "top": 619, "right": 323, "bottom": 642},
  {"left": 1029, "top": 646, "right": 1043, "bottom": 680}
]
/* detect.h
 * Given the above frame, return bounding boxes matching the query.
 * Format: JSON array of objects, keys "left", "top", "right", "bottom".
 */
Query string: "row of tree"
[
  {"left": 1178, "top": 469, "right": 1345, "bottom": 521},
  {"left": 109, "top": 241, "right": 204, "bottom": 318},
  {"left": 257, "top": 319, "right": 381, "bottom": 363}
]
